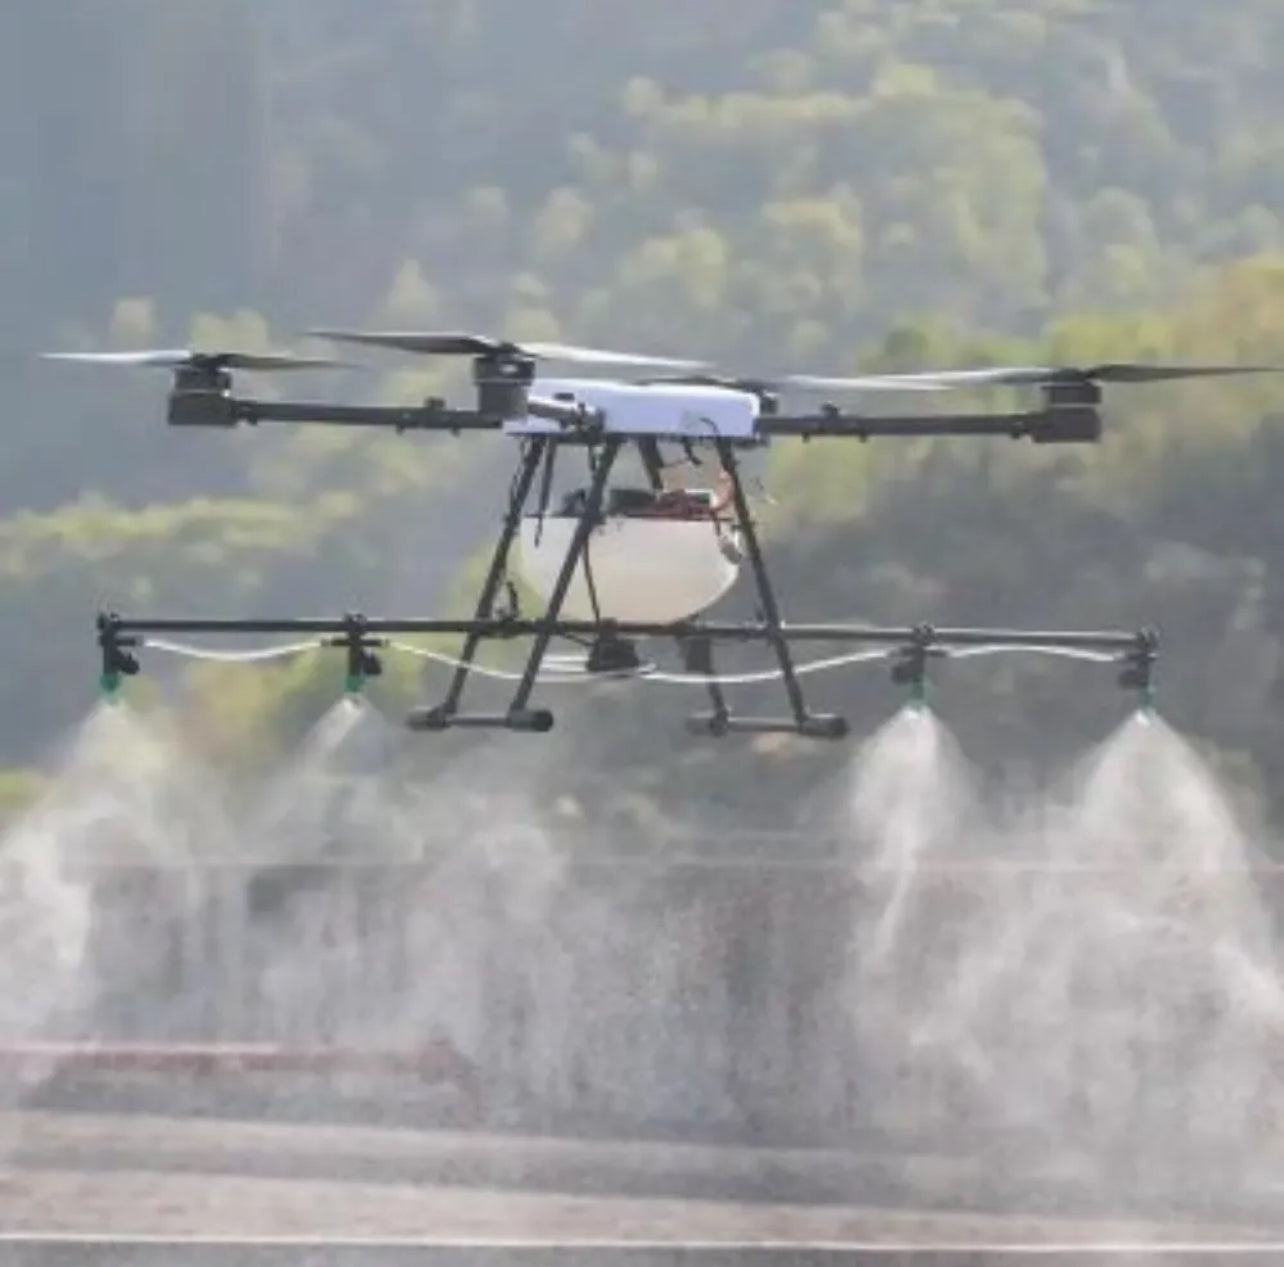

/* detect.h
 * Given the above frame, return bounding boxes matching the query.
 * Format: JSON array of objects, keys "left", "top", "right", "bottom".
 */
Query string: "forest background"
[{"left": 2, "top": 0, "right": 1283, "bottom": 845}]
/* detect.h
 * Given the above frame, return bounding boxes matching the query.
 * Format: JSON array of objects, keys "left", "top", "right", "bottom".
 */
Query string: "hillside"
[{"left": 0, "top": 0, "right": 1282, "bottom": 829}]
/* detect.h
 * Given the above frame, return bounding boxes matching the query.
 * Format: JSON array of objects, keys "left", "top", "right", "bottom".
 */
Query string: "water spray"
[{"left": 13, "top": 614, "right": 1284, "bottom": 1220}]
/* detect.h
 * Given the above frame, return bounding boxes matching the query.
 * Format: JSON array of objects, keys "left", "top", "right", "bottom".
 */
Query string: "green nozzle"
[
  {"left": 344, "top": 673, "right": 364, "bottom": 695},
  {"left": 99, "top": 670, "right": 122, "bottom": 698},
  {"left": 908, "top": 676, "right": 928, "bottom": 710}
]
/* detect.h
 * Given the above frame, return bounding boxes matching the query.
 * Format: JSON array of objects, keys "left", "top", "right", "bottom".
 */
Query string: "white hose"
[
  {"left": 642, "top": 647, "right": 894, "bottom": 685},
  {"left": 141, "top": 634, "right": 1122, "bottom": 686},
  {"left": 945, "top": 644, "right": 1119, "bottom": 664},
  {"left": 144, "top": 637, "right": 325, "bottom": 663},
  {"left": 388, "top": 640, "right": 895, "bottom": 687},
  {"left": 387, "top": 641, "right": 599, "bottom": 684}
]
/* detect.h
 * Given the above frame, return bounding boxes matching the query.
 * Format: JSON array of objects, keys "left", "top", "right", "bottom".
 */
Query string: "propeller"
[
  {"left": 307, "top": 328, "right": 709, "bottom": 371},
  {"left": 638, "top": 371, "right": 947, "bottom": 396},
  {"left": 775, "top": 363, "right": 1284, "bottom": 392},
  {"left": 42, "top": 349, "right": 349, "bottom": 372},
  {"left": 770, "top": 372, "right": 949, "bottom": 394}
]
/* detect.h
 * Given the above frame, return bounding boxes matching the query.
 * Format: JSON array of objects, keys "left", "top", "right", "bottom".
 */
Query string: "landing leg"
[
  {"left": 679, "top": 634, "right": 730, "bottom": 733},
  {"left": 716, "top": 440, "right": 805, "bottom": 725},
  {"left": 408, "top": 437, "right": 548, "bottom": 729},
  {"left": 710, "top": 439, "right": 847, "bottom": 739},
  {"left": 505, "top": 438, "right": 623, "bottom": 725},
  {"left": 636, "top": 437, "right": 667, "bottom": 491}
]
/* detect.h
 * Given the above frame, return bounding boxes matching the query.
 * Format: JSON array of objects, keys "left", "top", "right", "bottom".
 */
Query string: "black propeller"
[
  {"left": 638, "top": 371, "right": 948, "bottom": 398},
  {"left": 307, "top": 328, "right": 709, "bottom": 371},
  {"left": 777, "top": 362, "right": 1284, "bottom": 392},
  {"left": 42, "top": 349, "right": 349, "bottom": 372}
]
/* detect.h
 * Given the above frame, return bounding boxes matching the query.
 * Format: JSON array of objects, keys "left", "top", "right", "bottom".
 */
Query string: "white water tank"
[{"left": 516, "top": 498, "right": 741, "bottom": 624}]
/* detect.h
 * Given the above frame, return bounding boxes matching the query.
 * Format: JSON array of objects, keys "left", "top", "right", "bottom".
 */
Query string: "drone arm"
[
  {"left": 169, "top": 385, "right": 1095, "bottom": 445},
  {"left": 224, "top": 397, "right": 502, "bottom": 432},
  {"left": 167, "top": 389, "right": 593, "bottom": 435},
  {"left": 760, "top": 408, "right": 1100, "bottom": 444}
]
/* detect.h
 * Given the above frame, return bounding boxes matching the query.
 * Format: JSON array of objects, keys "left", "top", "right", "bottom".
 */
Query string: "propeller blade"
[
  {"left": 43, "top": 349, "right": 199, "bottom": 369},
  {"left": 634, "top": 371, "right": 942, "bottom": 397},
  {"left": 631, "top": 372, "right": 777, "bottom": 395},
  {"left": 220, "top": 351, "right": 351, "bottom": 371},
  {"left": 1083, "top": 362, "right": 1284, "bottom": 384},
  {"left": 779, "top": 366, "right": 1062, "bottom": 391},
  {"left": 777, "top": 373, "right": 951, "bottom": 394},
  {"left": 520, "top": 341, "right": 708, "bottom": 370},
  {"left": 43, "top": 349, "right": 348, "bottom": 371},
  {"left": 308, "top": 328, "right": 708, "bottom": 370},
  {"left": 880, "top": 367, "right": 1059, "bottom": 387},
  {"left": 635, "top": 372, "right": 765, "bottom": 390},
  {"left": 307, "top": 330, "right": 503, "bottom": 357},
  {"left": 778, "top": 363, "right": 1284, "bottom": 391}
]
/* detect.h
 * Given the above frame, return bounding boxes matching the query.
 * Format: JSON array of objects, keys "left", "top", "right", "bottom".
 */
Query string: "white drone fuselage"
[
  {"left": 503, "top": 376, "right": 762, "bottom": 440},
  {"left": 510, "top": 378, "right": 754, "bottom": 623}
]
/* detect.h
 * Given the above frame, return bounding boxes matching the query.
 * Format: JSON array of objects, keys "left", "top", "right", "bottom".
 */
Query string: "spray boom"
[{"left": 90, "top": 610, "right": 1159, "bottom": 720}]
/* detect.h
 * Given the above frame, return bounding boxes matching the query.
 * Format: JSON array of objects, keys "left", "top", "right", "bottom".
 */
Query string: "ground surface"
[{"left": 4, "top": 1107, "right": 1284, "bottom": 1257}]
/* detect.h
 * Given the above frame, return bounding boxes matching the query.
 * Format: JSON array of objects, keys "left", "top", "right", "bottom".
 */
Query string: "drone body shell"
[
  {"left": 506, "top": 377, "right": 763, "bottom": 439},
  {"left": 516, "top": 507, "right": 740, "bottom": 623}
]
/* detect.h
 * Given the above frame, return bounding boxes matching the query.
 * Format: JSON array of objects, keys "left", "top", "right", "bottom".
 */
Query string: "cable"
[
  {"left": 140, "top": 636, "right": 1121, "bottom": 683},
  {"left": 642, "top": 647, "right": 893, "bottom": 685},
  {"left": 388, "top": 640, "right": 601, "bottom": 684},
  {"left": 388, "top": 640, "right": 896, "bottom": 687},
  {"left": 945, "top": 644, "right": 1119, "bottom": 664},
  {"left": 143, "top": 638, "right": 325, "bottom": 663}
]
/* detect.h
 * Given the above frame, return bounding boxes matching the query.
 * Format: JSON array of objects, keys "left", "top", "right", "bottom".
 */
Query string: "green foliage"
[{"left": 3, "top": 3, "right": 1284, "bottom": 827}]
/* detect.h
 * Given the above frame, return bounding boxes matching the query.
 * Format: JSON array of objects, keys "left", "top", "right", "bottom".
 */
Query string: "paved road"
[
  {"left": 5, "top": 1239, "right": 1284, "bottom": 1266},
  {"left": 4, "top": 1109, "right": 1284, "bottom": 1264}
]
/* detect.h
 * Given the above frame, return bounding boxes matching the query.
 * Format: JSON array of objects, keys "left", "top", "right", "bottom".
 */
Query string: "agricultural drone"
[{"left": 47, "top": 334, "right": 1282, "bottom": 738}]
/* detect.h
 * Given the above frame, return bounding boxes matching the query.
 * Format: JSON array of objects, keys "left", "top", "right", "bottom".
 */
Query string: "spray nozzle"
[
  {"left": 328, "top": 614, "right": 385, "bottom": 694},
  {"left": 97, "top": 612, "right": 141, "bottom": 698},
  {"left": 890, "top": 625, "right": 942, "bottom": 709},
  {"left": 1117, "top": 627, "right": 1159, "bottom": 714}
]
